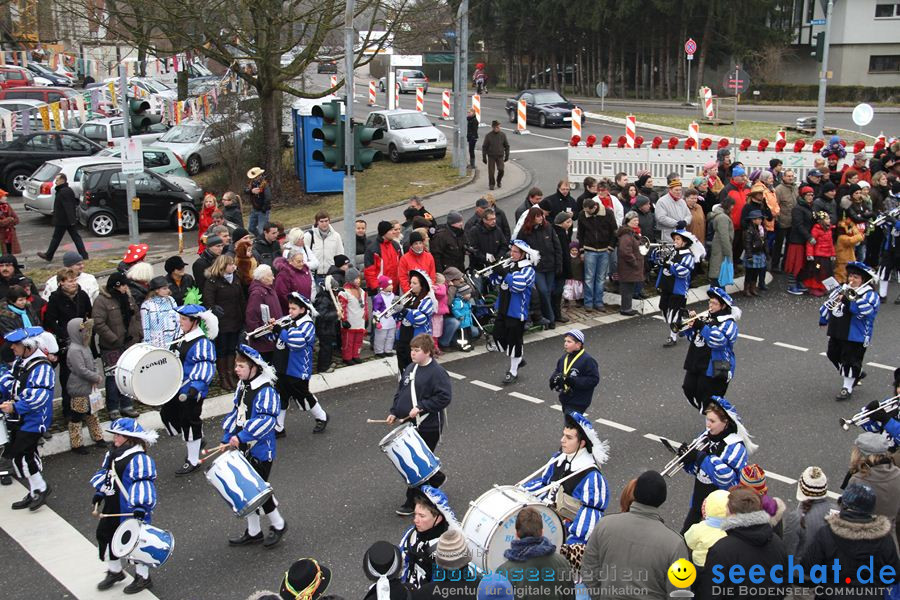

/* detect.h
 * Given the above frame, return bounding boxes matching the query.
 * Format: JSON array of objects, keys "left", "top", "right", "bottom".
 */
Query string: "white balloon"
[{"left": 851, "top": 103, "right": 874, "bottom": 127}]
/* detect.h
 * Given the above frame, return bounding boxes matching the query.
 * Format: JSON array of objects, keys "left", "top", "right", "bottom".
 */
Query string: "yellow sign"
[
  {"left": 132, "top": 197, "right": 140, "bottom": 210},
  {"left": 38, "top": 105, "right": 50, "bottom": 131},
  {"left": 668, "top": 559, "right": 697, "bottom": 588}
]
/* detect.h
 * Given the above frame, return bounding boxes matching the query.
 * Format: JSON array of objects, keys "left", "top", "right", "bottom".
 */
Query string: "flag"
[
  {"left": 108, "top": 82, "right": 118, "bottom": 108},
  {"left": 76, "top": 95, "right": 86, "bottom": 121},
  {"left": 175, "top": 101, "right": 182, "bottom": 124},
  {"left": 50, "top": 102, "right": 61, "bottom": 130},
  {"left": 202, "top": 94, "right": 210, "bottom": 118},
  {"left": 2, "top": 112, "right": 12, "bottom": 142},
  {"left": 38, "top": 105, "right": 50, "bottom": 131},
  {"left": 20, "top": 110, "right": 30, "bottom": 135}
]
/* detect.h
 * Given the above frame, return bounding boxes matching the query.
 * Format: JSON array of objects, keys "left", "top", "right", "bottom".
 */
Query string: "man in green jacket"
[
  {"left": 482, "top": 120, "right": 510, "bottom": 191},
  {"left": 497, "top": 507, "right": 575, "bottom": 600}
]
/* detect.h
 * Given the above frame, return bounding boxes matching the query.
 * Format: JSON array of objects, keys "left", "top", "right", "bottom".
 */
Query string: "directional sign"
[
  {"left": 724, "top": 69, "right": 750, "bottom": 95},
  {"left": 809, "top": 18, "right": 826, "bottom": 25},
  {"left": 121, "top": 138, "right": 143, "bottom": 175},
  {"left": 685, "top": 38, "right": 697, "bottom": 56}
]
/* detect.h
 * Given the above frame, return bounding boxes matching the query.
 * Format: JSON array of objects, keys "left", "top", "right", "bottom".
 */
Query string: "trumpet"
[
  {"left": 822, "top": 280, "right": 875, "bottom": 312},
  {"left": 671, "top": 310, "right": 711, "bottom": 334},
  {"left": 840, "top": 394, "right": 900, "bottom": 431},
  {"left": 246, "top": 315, "right": 295, "bottom": 339},
  {"left": 661, "top": 431, "right": 710, "bottom": 477},
  {"left": 638, "top": 238, "right": 674, "bottom": 257},
  {"left": 373, "top": 290, "right": 413, "bottom": 322},
  {"left": 872, "top": 206, "right": 900, "bottom": 228},
  {"left": 644, "top": 242, "right": 677, "bottom": 261},
  {"left": 472, "top": 256, "right": 514, "bottom": 277}
]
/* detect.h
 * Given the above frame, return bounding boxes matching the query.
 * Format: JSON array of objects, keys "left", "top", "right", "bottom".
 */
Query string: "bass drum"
[
  {"left": 115, "top": 343, "right": 182, "bottom": 406},
  {"left": 462, "top": 485, "right": 565, "bottom": 571}
]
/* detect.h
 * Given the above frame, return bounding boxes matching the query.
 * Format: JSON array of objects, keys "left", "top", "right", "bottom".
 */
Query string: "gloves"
[
  {"left": 694, "top": 449, "right": 709, "bottom": 466},
  {"left": 676, "top": 220, "right": 687, "bottom": 230},
  {"left": 550, "top": 373, "right": 566, "bottom": 392},
  {"left": 564, "top": 374, "right": 576, "bottom": 388},
  {"left": 486, "top": 253, "right": 495, "bottom": 263},
  {"left": 808, "top": 237, "right": 817, "bottom": 245},
  {"left": 500, "top": 281, "right": 509, "bottom": 291},
  {"left": 806, "top": 256, "right": 813, "bottom": 262},
  {"left": 271, "top": 323, "right": 284, "bottom": 337},
  {"left": 133, "top": 508, "right": 146, "bottom": 521},
  {"left": 185, "top": 387, "right": 199, "bottom": 403},
  {"left": 865, "top": 400, "right": 896, "bottom": 425},
  {"left": 341, "top": 320, "right": 351, "bottom": 329},
  {"left": 212, "top": 305, "right": 226, "bottom": 318},
  {"left": 682, "top": 447, "right": 699, "bottom": 466},
  {"left": 662, "top": 268, "right": 672, "bottom": 277}
]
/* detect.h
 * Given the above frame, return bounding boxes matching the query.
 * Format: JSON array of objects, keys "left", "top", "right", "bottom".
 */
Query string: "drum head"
[
  {"left": 378, "top": 422, "right": 412, "bottom": 448},
  {"left": 111, "top": 518, "right": 141, "bottom": 557}
]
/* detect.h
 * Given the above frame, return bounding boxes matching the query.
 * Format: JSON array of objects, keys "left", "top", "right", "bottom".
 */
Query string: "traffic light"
[
  {"left": 311, "top": 99, "right": 345, "bottom": 171},
  {"left": 127, "top": 97, "right": 162, "bottom": 133},
  {"left": 351, "top": 121, "right": 383, "bottom": 171},
  {"left": 812, "top": 32, "right": 825, "bottom": 62}
]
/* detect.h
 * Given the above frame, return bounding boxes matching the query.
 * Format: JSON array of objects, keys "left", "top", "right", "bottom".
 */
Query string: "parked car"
[
  {"left": 95, "top": 146, "right": 189, "bottom": 177},
  {"left": 154, "top": 119, "right": 253, "bottom": 175},
  {"left": 78, "top": 165, "right": 200, "bottom": 237},
  {"left": 0, "top": 131, "right": 102, "bottom": 194},
  {"left": 77, "top": 117, "right": 169, "bottom": 147},
  {"left": 128, "top": 77, "right": 177, "bottom": 100},
  {"left": 0, "top": 99, "right": 84, "bottom": 131},
  {"left": 316, "top": 58, "right": 338, "bottom": 74},
  {"left": 25, "top": 63, "right": 73, "bottom": 87},
  {"left": 378, "top": 69, "right": 429, "bottom": 94},
  {"left": 0, "top": 86, "right": 81, "bottom": 104},
  {"left": 0, "top": 67, "right": 35, "bottom": 89},
  {"left": 505, "top": 89, "right": 582, "bottom": 128},
  {"left": 364, "top": 109, "right": 445, "bottom": 163}
]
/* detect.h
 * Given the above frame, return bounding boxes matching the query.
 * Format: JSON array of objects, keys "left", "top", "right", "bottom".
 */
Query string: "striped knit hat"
[
  {"left": 740, "top": 464, "right": 768, "bottom": 496},
  {"left": 796, "top": 466, "right": 828, "bottom": 501}
]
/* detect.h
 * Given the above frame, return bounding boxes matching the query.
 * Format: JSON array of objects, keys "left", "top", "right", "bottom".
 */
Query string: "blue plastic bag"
[{"left": 718, "top": 257, "right": 734, "bottom": 287}]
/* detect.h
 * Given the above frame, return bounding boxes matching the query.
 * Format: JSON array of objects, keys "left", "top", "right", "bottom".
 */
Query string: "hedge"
[{"left": 751, "top": 84, "right": 900, "bottom": 103}]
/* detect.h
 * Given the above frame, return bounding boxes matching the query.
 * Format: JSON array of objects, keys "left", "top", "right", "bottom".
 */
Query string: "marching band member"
[
  {"left": 399, "top": 485, "right": 455, "bottom": 589},
  {"left": 271, "top": 292, "right": 329, "bottom": 435},
  {"left": 395, "top": 270, "right": 436, "bottom": 373},
  {"left": 651, "top": 229, "right": 697, "bottom": 347},
  {"left": 876, "top": 208, "right": 899, "bottom": 302},
  {"left": 387, "top": 333, "right": 451, "bottom": 517},
  {"left": 223, "top": 344, "right": 288, "bottom": 548},
  {"left": 0, "top": 326, "right": 53, "bottom": 510},
  {"left": 818, "top": 261, "right": 880, "bottom": 401},
  {"left": 860, "top": 369, "right": 900, "bottom": 448},
  {"left": 548, "top": 329, "right": 600, "bottom": 416},
  {"left": 162, "top": 304, "right": 217, "bottom": 475},
  {"left": 491, "top": 239, "right": 537, "bottom": 385},
  {"left": 521, "top": 411, "right": 610, "bottom": 553},
  {"left": 679, "top": 396, "right": 756, "bottom": 532},
  {"left": 680, "top": 287, "right": 740, "bottom": 412},
  {"left": 91, "top": 418, "right": 158, "bottom": 594}
]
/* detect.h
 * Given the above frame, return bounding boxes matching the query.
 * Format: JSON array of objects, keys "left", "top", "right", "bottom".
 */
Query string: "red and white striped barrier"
[
  {"left": 516, "top": 98, "right": 528, "bottom": 135},
  {"left": 441, "top": 90, "right": 451, "bottom": 120},
  {"left": 688, "top": 121, "right": 700, "bottom": 149},
  {"left": 571, "top": 108, "right": 582, "bottom": 140},
  {"left": 472, "top": 94, "right": 483, "bottom": 126},
  {"left": 700, "top": 86, "right": 714, "bottom": 119},
  {"left": 394, "top": 82, "right": 400, "bottom": 109},
  {"left": 368, "top": 81, "right": 376, "bottom": 106},
  {"left": 625, "top": 114, "right": 636, "bottom": 148},
  {"left": 776, "top": 130, "right": 786, "bottom": 144},
  {"left": 416, "top": 87, "right": 425, "bottom": 112},
  {"left": 330, "top": 75, "right": 337, "bottom": 89}
]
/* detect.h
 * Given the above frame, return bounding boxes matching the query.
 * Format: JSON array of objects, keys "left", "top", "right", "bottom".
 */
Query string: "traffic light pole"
[
  {"left": 342, "top": 0, "right": 357, "bottom": 250},
  {"left": 120, "top": 65, "right": 139, "bottom": 244},
  {"left": 814, "top": 0, "right": 834, "bottom": 139},
  {"left": 455, "top": 0, "right": 469, "bottom": 178}
]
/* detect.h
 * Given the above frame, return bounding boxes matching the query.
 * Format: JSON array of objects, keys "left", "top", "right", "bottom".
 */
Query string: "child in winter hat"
[
  {"left": 684, "top": 489, "right": 729, "bottom": 567},
  {"left": 740, "top": 464, "right": 787, "bottom": 529}
]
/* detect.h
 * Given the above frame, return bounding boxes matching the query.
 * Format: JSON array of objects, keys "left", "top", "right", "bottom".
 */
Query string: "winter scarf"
[
  {"left": 502, "top": 536, "right": 557, "bottom": 562},
  {"left": 9, "top": 304, "right": 32, "bottom": 327}
]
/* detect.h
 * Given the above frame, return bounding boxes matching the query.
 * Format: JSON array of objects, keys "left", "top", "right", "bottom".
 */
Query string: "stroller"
[{"left": 460, "top": 270, "right": 498, "bottom": 352}]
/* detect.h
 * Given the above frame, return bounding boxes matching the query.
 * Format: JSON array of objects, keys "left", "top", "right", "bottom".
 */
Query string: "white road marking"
[
  {"left": 738, "top": 333, "right": 765, "bottom": 341},
  {"left": 471, "top": 380, "right": 503, "bottom": 392},
  {"left": 550, "top": 404, "right": 562, "bottom": 411},
  {"left": 0, "top": 481, "right": 159, "bottom": 599},
  {"left": 867, "top": 362, "right": 896, "bottom": 371},
  {"left": 819, "top": 352, "right": 828, "bottom": 356},
  {"left": 499, "top": 126, "right": 570, "bottom": 143},
  {"left": 509, "top": 392, "right": 544, "bottom": 404},
  {"left": 826, "top": 491, "right": 841, "bottom": 500},
  {"left": 509, "top": 147, "right": 569, "bottom": 154},
  {"left": 773, "top": 342, "right": 808, "bottom": 352},
  {"left": 765, "top": 471, "right": 797, "bottom": 485},
  {"left": 593, "top": 418, "right": 636, "bottom": 433},
  {"left": 446, "top": 371, "right": 467, "bottom": 380},
  {"left": 644, "top": 433, "right": 680, "bottom": 446},
  {"left": 652, "top": 315, "right": 666, "bottom": 321}
]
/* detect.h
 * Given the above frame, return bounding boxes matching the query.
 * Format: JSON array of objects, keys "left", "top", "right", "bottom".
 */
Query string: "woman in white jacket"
[{"left": 303, "top": 211, "right": 344, "bottom": 279}]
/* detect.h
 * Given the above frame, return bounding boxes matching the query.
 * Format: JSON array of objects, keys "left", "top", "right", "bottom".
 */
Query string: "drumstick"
[
  {"left": 94, "top": 512, "right": 134, "bottom": 518},
  {"left": 367, "top": 417, "right": 411, "bottom": 424},
  {"left": 202, "top": 443, "right": 228, "bottom": 456},
  {"left": 199, "top": 444, "right": 230, "bottom": 464}
]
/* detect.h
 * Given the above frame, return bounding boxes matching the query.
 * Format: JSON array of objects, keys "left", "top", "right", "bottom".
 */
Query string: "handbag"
[
  {"left": 553, "top": 489, "right": 583, "bottom": 522},
  {"left": 718, "top": 257, "right": 734, "bottom": 287},
  {"left": 89, "top": 387, "right": 105, "bottom": 412}
]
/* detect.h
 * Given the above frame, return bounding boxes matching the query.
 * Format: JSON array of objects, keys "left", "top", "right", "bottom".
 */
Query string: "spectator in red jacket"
[
  {"left": 721, "top": 165, "right": 750, "bottom": 259},
  {"left": 364, "top": 220, "right": 403, "bottom": 294},
  {"left": 398, "top": 231, "right": 436, "bottom": 292}
]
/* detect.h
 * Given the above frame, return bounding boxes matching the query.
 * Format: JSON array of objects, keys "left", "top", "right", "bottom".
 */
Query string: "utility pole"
[
  {"left": 119, "top": 65, "right": 139, "bottom": 244},
  {"left": 815, "top": 0, "right": 834, "bottom": 139},
  {"left": 456, "top": 0, "right": 469, "bottom": 178},
  {"left": 451, "top": 16, "right": 461, "bottom": 171},
  {"left": 342, "top": 0, "right": 356, "bottom": 248}
]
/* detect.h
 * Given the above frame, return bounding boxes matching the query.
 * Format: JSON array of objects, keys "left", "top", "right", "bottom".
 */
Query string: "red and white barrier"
[
  {"left": 416, "top": 87, "right": 425, "bottom": 112},
  {"left": 571, "top": 108, "right": 582, "bottom": 140},
  {"left": 516, "top": 98, "right": 528, "bottom": 134},
  {"left": 441, "top": 90, "right": 451, "bottom": 120},
  {"left": 330, "top": 75, "right": 337, "bottom": 88},
  {"left": 700, "top": 87, "right": 714, "bottom": 119},
  {"left": 368, "top": 81, "right": 376, "bottom": 106},
  {"left": 688, "top": 121, "right": 700, "bottom": 150},
  {"left": 776, "top": 130, "right": 786, "bottom": 144},
  {"left": 394, "top": 82, "right": 400, "bottom": 109},
  {"left": 625, "top": 114, "right": 636, "bottom": 148},
  {"left": 472, "top": 94, "right": 483, "bottom": 126}
]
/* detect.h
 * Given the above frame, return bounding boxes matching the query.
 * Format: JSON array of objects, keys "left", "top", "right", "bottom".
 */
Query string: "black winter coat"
[
  {"left": 203, "top": 275, "right": 246, "bottom": 334},
  {"left": 430, "top": 225, "right": 467, "bottom": 273},
  {"left": 698, "top": 511, "right": 788, "bottom": 600},
  {"left": 43, "top": 288, "right": 92, "bottom": 352},
  {"left": 466, "top": 115, "right": 479, "bottom": 141},
  {"left": 577, "top": 209, "right": 617, "bottom": 250},
  {"left": 521, "top": 222, "right": 562, "bottom": 274},
  {"left": 789, "top": 202, "right": 815, "bottom": 245},
  {"left": 51, "top": 183, "right": 79, "bottom": 227},
  {"left": 542, "top": 191, "right": 577, "bottom": 221},
  {"left": 465, "top": 221, "right": 508, "bottom": 270},
  {"left": 0, "top": 272, "right": 41, "bottom": 306},
  {"left": 192, "top": 249, "right": 218, "bottom": 292},
  {"left": 554, "top": 224, "right": 573, "bottom": 279},
  {"left": 165, "top": 273, "right": 196, "bottom": 306}
]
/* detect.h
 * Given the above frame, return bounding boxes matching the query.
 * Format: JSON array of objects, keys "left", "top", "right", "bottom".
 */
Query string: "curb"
[{"left": 46, "top": 273, "right": 765, "bottom": 457}]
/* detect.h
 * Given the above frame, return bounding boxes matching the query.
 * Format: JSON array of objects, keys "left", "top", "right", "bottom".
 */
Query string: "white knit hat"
[{"left": 796, "top": 466, "right": 828, "bottom": 501}]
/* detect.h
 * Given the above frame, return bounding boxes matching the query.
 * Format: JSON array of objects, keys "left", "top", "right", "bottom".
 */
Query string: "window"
[
  {"left": 110, "top": 172, "right": 127, "bottom": 190},
  {"left": 80, "top": 124, "right": 105, "bottom": 141},
  {"left": 869, "top": 55, "right": 900, "bottom": 72},
  {"left": 111, "top": 123, "right": 124, "bottom": 139},
  {"left": 143, "top": 151, "right": 170, "bottom": 168},
  {"left": 134, "top": 173, "right": 163, "bottom": 192},
  {"left": 6, "top": 71, "right": 23, "bottom": 80},
  {"left": 25, "top": 134, "right": 59, "bottom": 150},
  {"left": 60, "top": 134, "right": 92, "bottom": 152},
  {"left": 874, "top": 3, "right": 900, "bottom": 17}
]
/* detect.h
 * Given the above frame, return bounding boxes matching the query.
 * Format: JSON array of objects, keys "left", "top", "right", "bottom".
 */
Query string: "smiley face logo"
[{"left": 668, "top": 559, "right": 697, "bottom": 588}]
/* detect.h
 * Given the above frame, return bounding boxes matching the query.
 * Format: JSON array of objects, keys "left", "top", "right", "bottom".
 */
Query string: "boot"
[
  {"left": 217, "top": 358, "right": 230, "bottom": 391},
  {"left": 225, "top": 355, "right": 238, "bottom": 390}
]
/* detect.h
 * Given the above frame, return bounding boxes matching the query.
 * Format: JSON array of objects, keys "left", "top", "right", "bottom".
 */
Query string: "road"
[{"left": 2, "top": 286, "right": 897, "bottom": 599}]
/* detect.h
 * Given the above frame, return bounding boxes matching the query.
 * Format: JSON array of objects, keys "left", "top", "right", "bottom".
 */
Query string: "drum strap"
[{"left": 409, "top": 365, "right": 424, "bottom": 427}]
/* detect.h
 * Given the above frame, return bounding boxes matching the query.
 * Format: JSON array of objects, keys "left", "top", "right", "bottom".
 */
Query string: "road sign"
[
  {"left": 595, "top": 81, "right": 608, "bottom": 98},
  {"left": 685, "top": 38, "right": 697, "bottom": 55},
  {"left": 121, "top": 138, "right": 143, "bottom": 174},
  {"left": 852, "top": 103, "right": 874, "bottom": 127},
  {"left": 809, "top": 18, "right": 826, "bottom": 25},
  {"left": 724, "top": 69, "right": 750, "bottom": 95}
]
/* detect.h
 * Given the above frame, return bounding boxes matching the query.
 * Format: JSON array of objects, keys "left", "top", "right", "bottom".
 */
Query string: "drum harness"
[
  {"left": 407, "top": 364, "right": 446, "bottom": 430},
  {"left": 97, "top": 448, "right": 138, "bottom": 515},
  {"left": 525, "top": 454, "right": 598, "bottom": 522},
  {"left": 7, "top": 354, "right": 53, "bottom": 427},
  {"left": 233, "top": 381, "right": 260, "bottom": 453}
]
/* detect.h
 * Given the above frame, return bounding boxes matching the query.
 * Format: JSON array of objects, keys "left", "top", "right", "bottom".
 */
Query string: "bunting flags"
[
  {"left": 107, "top": 82, "right": 118, "bottom": 108},
  {"left": 2, "top": 113, "right": 12, "bottom": 142},
  {"left": 50, "top": 102, "right": 61, "bottom": 130},
  {"left": 38, "top": 105, "right": 49, "bottom": 131}
]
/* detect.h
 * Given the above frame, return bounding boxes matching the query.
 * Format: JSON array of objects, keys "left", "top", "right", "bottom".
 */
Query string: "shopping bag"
[{"left": 718, "top": 257, "right": 734, "bottom": 287}]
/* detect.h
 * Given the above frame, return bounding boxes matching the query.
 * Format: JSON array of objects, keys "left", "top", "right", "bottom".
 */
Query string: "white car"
[
  {"left": 77, "top": 117, "right": 169, "bottom": 147},
  {"left": 0, "top": 99, "right": 83, "bottom": 131},
  {"left": 154, "top": 119, "right": 253, "bottom": 175},
  {"left": 363, "top": 109, "right": 446, "bottom": 162}
]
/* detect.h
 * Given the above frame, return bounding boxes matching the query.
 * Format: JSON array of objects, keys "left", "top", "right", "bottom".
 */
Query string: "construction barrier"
[
  {"left": 330, "top": 75, "right": 337, "bottom": 89},
  {"left": 776, "top": 130, "right": 786, "bottom": 144},
  {"left": 571, "top": 108, "right": 582, "bottom": 140},
  {"left": 700, "top": 87, "right": 715, "bottom": 119},
  {"left": 688, "top": 122, "right": 700, "bottom": 150},
  {"left": 625, "top": 115, "right": 636, "bottom": 148},
  {"left": 368, "top": 81, "right": 376, "bottom": 106},
  {"left": 441, "top": 90, "right": 451, "bottom": 120},
  {"left": 394, "top": 82, "right": 400, "bottom": 109},
  {"left": 416, "top": 87, "right": 425, "bottom": 112},
  {"left": 516, "top": 98, "right": 528, "bottom": 134},
  {"left": 472, "top": 94, "right": 482, "bottom": 126}
]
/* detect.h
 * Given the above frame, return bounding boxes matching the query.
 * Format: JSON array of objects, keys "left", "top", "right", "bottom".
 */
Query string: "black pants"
[
  {"left": 487, "top": 156, "right": 504, "bottom": 187},
  {"left": 404, "top": 428, "right": 446, "bottom": 506},
  {"left": 249, "top": 456, "right": 278, "bottom": 514},
  {"left": 682, "top": 478, "right": 719, "bottom": 533},
  {"left": 160, "top": 394, "right": 204, "bottom": 441},
  {"left": 467, "top": 139, "right": 477, "bottom": 166},
  {"left": 659, "top": 291, "right": 686, "bottom": 330},
  {"left": 493, "top": 317, "right": 524, "bottom": 358},
  {"left": 44, "top": 225, "right": 88, "bottom": 260},
  {"left": 3, "top": 429, "right": 42, "bottom": 479},
  {"left": 827, "top": 337, "right": 867, "bottom": 379},
  {"left": 772, "top": 226, "right": 790, "bottom": 270},
  {"left": 316, "top": 334, "right": 336, "bottom": 372},
  {"left": 57, "top": 354, "right": 72, "bottom": 419},
  {"left": 682, "top": 370, "right": 729, "bottom": 412},
  {"left": 96, "top": 495, "right": 123, "bottom": 561},
  {"left": 277, "top": 375, "right": 318, "bottom": 410},
  {"left": 396, "top": 326, "right": 414, "bottom": 373},
  {"left": 619, "top": 281, "right": 636, "bottom": 312}
]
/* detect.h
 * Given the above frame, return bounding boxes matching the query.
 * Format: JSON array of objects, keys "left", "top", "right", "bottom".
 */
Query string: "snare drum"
[
  {"left": 205, "top": 450, "right": 273, "bottom": 517},
  {"left": 111, "top": 518, "right": 174, "bottom": 568},
  {"left": 115, "top": 343, "right": 183, "bottom": 406},
  {"left": 462, "top": 485, "right": 565, "bottom": 571},
  {"left": 378, "top": 423, "right": 441, "bottom": 487}
]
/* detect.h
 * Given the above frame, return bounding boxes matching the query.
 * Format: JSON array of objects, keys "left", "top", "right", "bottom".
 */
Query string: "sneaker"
[
  {"left": 120, "top": 408, "right": 139, "bottom": 418},
  {"left": 395, "top": 503, "right": 415, "bottom": 516},
  {"left": 797, "top": 284, "right": 809, "bottom": 292},
  {"left": 228, "top": 529, "right": 264, "bottom": 546},
  {"left": 29, "top": 484, "right": 51, "bottom": 511},
  {"left": 313, "top": 416, "right": 329, "bottom": 433},
  {"left": 175, "top": 461, "right": 201, "bottom": 476},
  {"left": 786, "top": 286, "right": 804, "bottom": 296},
  {"left": 662, "top": 339, "right": 677, "bottom": 348},
  {"left": 263, "top": 523, "right": 288, "bottom": 548},
  {"left": 97, "top": 571, "right": 126, "bottom": 591},
  {"left": 502, "top": 371, "right": 518, "bottom": 386},
  {"left": 836, "top": 388, "right": 852, "bottom": 401},
  {"left": 123, "top": 575, "right": 153, "bottom": 595}
]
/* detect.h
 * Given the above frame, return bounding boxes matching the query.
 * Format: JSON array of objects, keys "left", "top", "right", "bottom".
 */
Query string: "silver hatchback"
[{"left": 378, "top": 69, "right": 429, "bottom": 94}]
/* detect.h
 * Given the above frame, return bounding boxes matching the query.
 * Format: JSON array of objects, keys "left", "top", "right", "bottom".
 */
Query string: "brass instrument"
[
  {"left": 661, "top": 431, "right": 710, "bottom": 477},
  {"left": 822, "top": 279, "right": 875, "bottom": 312},
  {"left": 671, "top": 310, "right": 711, "bottom": 334},
  {"left": 872, "top": 206, "right": 900, "bottom": 227},
  {"left": 246, "top": 315, "right": 294, "bottom": 339},
  {"left": 638, "top": 238, "right": 674, "bottom": 257},
  {"left": 643, "top": 242, "right": 677, "bottom": 260},
  {"left": 840, "top": 394, "right": 900, "bottom": 431},
  {"left": 472, "top": 256, "right": 514, "bottom": 277},
  {"left": 373, "top": 290, "right": 413, "bottom": 323}
]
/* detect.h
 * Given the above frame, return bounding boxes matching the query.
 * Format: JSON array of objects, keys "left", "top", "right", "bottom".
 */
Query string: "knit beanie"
[
  {"left": 841, "top": 482, "right": 876, "bottom": 521},
  {"left": 378, "top": 220, "right": 392, "bottom": 237},
  {"left": 633, "top": 470, "right": 667, "bottom": 507},
  {"left": 377, "top": 275, "right": 392, "bottom": 289},
  {"left": 701, "top": 489, "right": 730, "bottom": 525},
  {"left": 554, "top": 212, "right": 572, "bottom": 225},
  {"left": 691, "top": 176, "right": 706, "bottom": 188},
  {"left": 740, "top": 464, "right": 768, "bottom": 496},
  {"left": 477, "top": 575, "right": 514, "bottom": 600},
  {"left": 345, "top": 267, "right": 360, "bottom": 284},
  {"left": 434, "top": 529, "right": 472, "bottom": 570},
  {"left": 447, "top": 211, "right": 463, "bottom": 226},
  {"left": 796, "top": 466, "right": 828, "bottom": 501},
  {"left": 409, "top": 231, "right": 425, "bottom": 245},
  {"left": 731, "top": 165, "right": 746, "bottom": 177},
  {"left": 164, "top": 255, "right": 186, "bottom": 274},
  {"left": 106, "top": 273, "right": 128, "bottom": 291}
]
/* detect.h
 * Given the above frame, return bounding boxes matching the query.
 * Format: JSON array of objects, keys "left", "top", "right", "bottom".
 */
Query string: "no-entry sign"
[{"left": 685, "top": 38, "right": 697, "bottom": 55}]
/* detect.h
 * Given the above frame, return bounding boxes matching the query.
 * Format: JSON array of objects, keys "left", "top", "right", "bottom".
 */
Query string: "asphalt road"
[{"left": 3, "top": 284, "right": 897, "bottom": 599}]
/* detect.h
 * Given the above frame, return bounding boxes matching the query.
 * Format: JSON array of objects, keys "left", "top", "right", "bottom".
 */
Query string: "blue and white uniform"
[
  {"left": 272, "top": 311, "right": 329, "bottom": 432},
  {"left": 652, "top": 231, "right": 697, "bottom": 343},
  {"left": 876, "top": 217, "right": 900, "bottom": 299},
  {"left": 681, "top": 290, "right": 740, "bottom": 412},
  {"left": 395, "top": 270, "right": 436, "bottom": 374}
]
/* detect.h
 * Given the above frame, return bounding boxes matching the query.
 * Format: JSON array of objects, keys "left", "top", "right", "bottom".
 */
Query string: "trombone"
[
  {"left": 661, "top": 431, "right": 710, "bottom": 477},
  {"left": 373, "top": 290, "right": 413, "bottom": 323},
  {"left": 840, "top": 394, "right": 900, "bottom": 431},
  {"left": 671, "top": 311, "right": 711, "bottom": 334},
  {"left": 247, "top": 315, "right": 295, "bottom": 339},
  {"left": 472, "top": 256, "right": 514, "bottom": 277}
]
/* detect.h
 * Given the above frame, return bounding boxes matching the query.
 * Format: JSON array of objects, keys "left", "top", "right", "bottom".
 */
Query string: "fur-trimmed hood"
[
  {"left": 826, "top": 513, "right": 892, "bottom": 541},
  {"left": 721, "top": 510, "right": 777, "bottom": 548},
  {"left": 722, "top": 510, "right": 771, "bottom": 531}
]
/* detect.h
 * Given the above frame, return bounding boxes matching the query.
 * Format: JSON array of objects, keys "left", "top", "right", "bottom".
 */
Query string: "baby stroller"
[{"left": 461, "top": 270, "right": 498, "bottom": 352}]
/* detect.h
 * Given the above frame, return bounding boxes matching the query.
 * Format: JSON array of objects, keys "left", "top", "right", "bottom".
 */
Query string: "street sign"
[
  {"left": 121, "top": 138, "right": 143, "bottom": 174},
  {"left": 724, "top": 69, "right": 750, "bottom": 95},
  {"left": 684, "top": 38, "right": 697, "bottom": 55},
  {"left": 809, "top": 18, "right": 826, "bottom": 25},
  {"left": 595, "top": 81, "right": 609, "bottom": 98}
]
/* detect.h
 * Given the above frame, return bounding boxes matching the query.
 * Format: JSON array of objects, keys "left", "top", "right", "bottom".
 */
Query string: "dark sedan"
[
  {"left": 0, "top": 131, "right": 102, "bottom": 194},
  {"left": 505, "top": 89, "right": 582, "bottom": 128}
]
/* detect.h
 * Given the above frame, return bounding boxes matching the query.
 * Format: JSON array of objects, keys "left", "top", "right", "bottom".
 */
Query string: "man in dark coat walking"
[
  {"left": 466, "top": 109, "right": 479, "bottom": 168},
  {"left": 481, "top": 120, "right": 509, "bottom": 191},
  {"left": 38, "top": 173, "right": 88, "bottom": 262}
]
